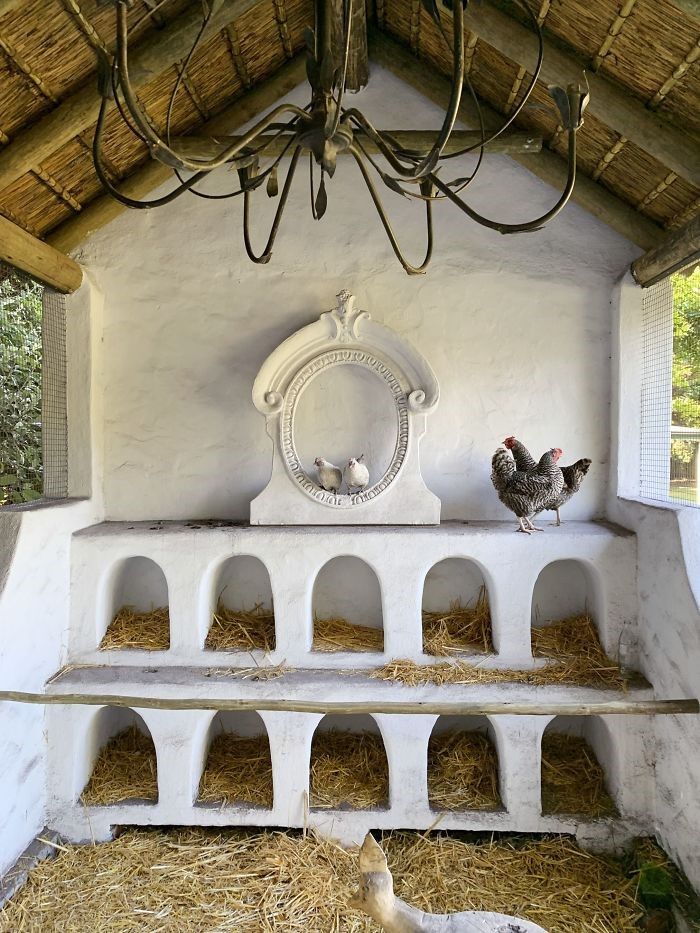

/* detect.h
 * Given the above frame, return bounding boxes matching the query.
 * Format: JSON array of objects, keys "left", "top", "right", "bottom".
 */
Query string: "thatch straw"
[
  {"left": 0, "top": 828, "right": 644, "bottom": 931},
  {"left": 205, "top": 601, "right": 275, "bottom": 652},
  {"left": 198, "top": 734, "right": 273, "bottom": 808},
  {"left": 99, "top": 606, "right": 170, "bottom": 651},
  {"left": 541, "top": 733, "right": 617, "bottom": 818},
  {"left": 428, "top": 730, "right": 501, "bottom": 811},
  {"left": 373, "top": 613, "right": 631, "bottom": 689},
  {"left": 310, "top": 730, "right": 389, "bottom": 810},
  {"left": 80, "top": 726, "right": 158, "bottom": 806},
  {"left": 422, "top": 589, "right": 493, "bottom": 655},
  {"left": 312, "top": 617, "right": 383, "bottom": 653}
]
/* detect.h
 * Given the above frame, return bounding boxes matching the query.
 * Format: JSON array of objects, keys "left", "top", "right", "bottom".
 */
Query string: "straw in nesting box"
[
  {"left": 99, "top": 605, "right": 170, "bottom": 651},
  {"left": 428, "top": 730, "right": 501, "bottom": 811},
  {"left": 423, "top": 588, "right": 493, "bottom": 655},
  {"left": 198, "top": 733, "right": 273, "bottom": 808},
  {"left": 310, "top": 730, "right": 389, "bottom": 809},
  {"left": 541, "top": 732, "right": 617, "bottom": 817},
  {"left": 0, "top": 827, "right": 644, "bottom": 931},
  {"left": 205, "top": 600, "right": 275, "bottom": 652},
  {"left": 312, "top": 616, "right": 383, "bottom": 653},
  {"left": 531, "top": 614, "right": 630, "bottom": 689},
  {"left": 81, "top": 725, "right": 158, "bottom": 806}
]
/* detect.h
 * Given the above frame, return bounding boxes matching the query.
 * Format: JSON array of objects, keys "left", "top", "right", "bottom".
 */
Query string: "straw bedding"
[
  {"left": 422, "top": 589, "right": 493, "bottom": 655},
  {"left": 198, "top": 734, "right": 274, "bottom": 808},
  {"left": 80, "top": 726, "right": 158, "bottom": 806},
  {"left": 0, "top": 828, "right": 643, "bottom": 932},
  {"left": 205, "top": 601, "right": 276, "bottom": 652},
  {"left": 312, "top": 617, "right": 384, "bottom": 653},
  {"left": 310, "top": 731, "right": 389, "bottom": 809},
  {"left": 99, "top": 606, "right": 170, "bottom": 651},
  {"left": 541, "top": 733, "right": 617, "bottom": 818},
  {"left": 427, "top": 731, "right": 501, "bottom": 811}
]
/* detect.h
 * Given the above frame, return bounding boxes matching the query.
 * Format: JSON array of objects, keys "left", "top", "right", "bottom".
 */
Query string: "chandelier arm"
[
  {"left": 115, "top": 2, "right": 308, "bottom": 172},
  {"left": 427, "top": 127, "right": 577, "bottom": 233},
  {"left": 243, "top": 145, "right": 302, "bottom": 263},
  {"left": 166, "top": 4, "right": 212, "bottom": 148},
  {"left": 349, "top": 145, "right": 433, "bottom": 275},
  {"left": 342, "top": 110, "right": 434, "bottom": 177},
  {"left": 92, "top": 96, "right": 211, "bottom": 209},
  {"left": 442, "top": 0, "right": 544, "bottom": 159},
  {"left": 309, "top": 152, "right": 319, "bottom": 220}
]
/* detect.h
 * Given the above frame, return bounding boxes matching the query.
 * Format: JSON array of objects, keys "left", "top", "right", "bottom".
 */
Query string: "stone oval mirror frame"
[{"left": 251, "top": 290, "right": 441, "bottom": 525}]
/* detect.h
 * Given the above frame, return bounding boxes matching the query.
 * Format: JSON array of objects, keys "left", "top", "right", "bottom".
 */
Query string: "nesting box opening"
[
  {"left": 428, "top": 716, "right": 502, "bottom": 812},
  {"left": 422, "top": 558, "right": 493, "bottom": 655},
  {"left": 205, "top": 555, "right": 275, "bottom": 652},
  {"left": 310, "top": 715, "right": 389, "bottom": 810},
  {"left": 80, "top": 709, "right": 158, "bottom": 806},
  {"left": 312, "top": 557, "right": 384, "bottom": 653},
  {"left": 198, "top": 711, "right": 273, "bottom": 809},
  {"left": 541, "top": 718, "right": 618, "bottom": 818},
  {"left": 100, "top": 556, "right": 170, "bottom": 651}
]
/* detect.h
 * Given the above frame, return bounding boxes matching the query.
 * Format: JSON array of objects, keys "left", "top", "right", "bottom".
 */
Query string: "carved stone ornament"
[{"left": 250, "top": 290, "right": 441, "bottom": 525}]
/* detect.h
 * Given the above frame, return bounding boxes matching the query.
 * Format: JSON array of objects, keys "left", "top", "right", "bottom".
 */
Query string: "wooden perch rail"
[
  {"left": 173, "top": 130, "right": 543, "bottom": 160},
  {"left": 0, "top": 691, "right": 697, "bottom": 715}
]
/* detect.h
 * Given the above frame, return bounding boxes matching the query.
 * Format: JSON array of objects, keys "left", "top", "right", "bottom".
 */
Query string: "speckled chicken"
[
  {"left": 314, "top": 457, "right": 342, "bottom": 493},
  {"left": 505, "top": 436, "right": 591, "bottom": 525},
  {"left": 491, "top": 440, "right": 564, "bottom": 534}
]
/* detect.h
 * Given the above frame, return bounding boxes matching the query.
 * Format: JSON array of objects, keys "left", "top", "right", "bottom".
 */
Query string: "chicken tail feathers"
[{"left": 491, "top": 448, "right": 515, "bottom": 493}]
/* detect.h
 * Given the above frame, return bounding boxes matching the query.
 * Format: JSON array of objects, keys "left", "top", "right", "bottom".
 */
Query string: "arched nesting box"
[
  {"left": 422, "top": 558, "right": 492, "bottom": 655},
  {"left": 541, "top": 716, "right": 617, "bottom": 818},
  {"left": 205, "top": 555, "right": 275, "bottom": 652},
  {"left": 312, "top": 557, "right": 383, "bottom": 654},
  {"left": 100, "top": 556, "right": 170, "bottom": 651},
  {"left": 310, "top": 714, "right": 389, "bottom": 810},
  {"left": 80, "top": 707, "right": 158, "bottom": 805},
  {"left": 427, "top": 715, "right": 501, "bottom": 811},
  {"left": 197, "top": 711, "right": 273, "bottom": 808}
]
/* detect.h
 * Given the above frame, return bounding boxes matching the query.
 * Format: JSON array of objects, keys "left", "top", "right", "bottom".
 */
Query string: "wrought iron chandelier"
[{"left": 94, "top": 0, "right": 589, "bottom": 274}]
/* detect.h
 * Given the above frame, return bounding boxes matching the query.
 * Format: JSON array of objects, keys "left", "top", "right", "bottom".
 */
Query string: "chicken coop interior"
[{"left": 0, "top": 0, "right": 699, "bottom": 929}]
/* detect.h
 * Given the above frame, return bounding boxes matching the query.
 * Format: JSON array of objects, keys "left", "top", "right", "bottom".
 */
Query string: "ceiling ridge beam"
[
  {"left": 0, "top": 0, "right": 261, "bottom": 196},
  {"left": 0, "top": 212, "right": 82, "bottom": 292},
  {"left": 370, "top": 30, "right": 664, "bottom": 250},
  {"left": 46, "top": 56, "right": 307, "bottom": 255},
  {"left": 457, "top": 0, "right": 700, "bottom": 188}
]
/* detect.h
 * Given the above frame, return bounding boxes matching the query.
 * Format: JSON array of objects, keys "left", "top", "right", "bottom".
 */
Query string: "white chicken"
[
  {"left": 314, "top": 457, "right": 342, "bottom": 493},
  {"left": 344, "top": 454, "right": 369, "bottom": 494}
]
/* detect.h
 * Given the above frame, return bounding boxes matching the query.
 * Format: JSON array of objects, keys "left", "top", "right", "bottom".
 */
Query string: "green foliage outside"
[
  {"left": 671, "top": 266, "right": 700, "bottom": 472},
  {"left": 0, "top": 269, "right": 44, "bottom": 505}
]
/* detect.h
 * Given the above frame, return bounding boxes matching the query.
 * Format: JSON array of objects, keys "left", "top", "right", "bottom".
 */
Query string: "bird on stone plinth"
[
  {"left": 344, "top": 454, "right": 369, "bottom": 494},
  {"left": 314, "top": 457, "right": 342, "bottom": 493}
]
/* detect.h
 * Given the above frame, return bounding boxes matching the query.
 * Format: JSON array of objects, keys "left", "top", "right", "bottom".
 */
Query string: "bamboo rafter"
[
  {"left": 76, "top": 130, "right": 121, "bottom": 182},
  {"left": 32, "top": 166, "right": 82, "bottom": 213},
  {"left": 506, "top": 65, "right": 527, "bottom": 113},
  {"left": 637, "top": 171, "right": 679, "bottom": 209},
  {"left": 225, "top": 23, "right": 253, "bottom": 88},
  {"left": 0, "top": 205, "right": 41, "bottom": 238},
  {"left": 409, "top": 0, "right": 421, "bottom": 54},
  {"left": 176, "top": 61, "right": 210, "bottom": 120},
  {"left": 464, "top": 31, "right": 478, "bottom": 74},
  {"left": 592, "top": 136, "right": 628, "bottom": 181},
  {"left": 536, "top": 0, "right": 551, "bottom": 26},
  {"left": 666, "top": 195, "right": 700, "bottom": 229},
  {"left": 649, "top": 35, "right": 700, "bottom": 109},
  {"left": 272, "top": 0, "right": 294, "bottom": 59},
  {"left": 62, "top": 0, "right": 109, "bottom": 56},
  {"left": 592, "top": 0, "right": 638, "bottom": 71},
  {"left": 141, "top": 0, "right": 165, "bottom": 27},
  {"left": 0, "top": 36, "right": 57, "bottom": 103}
]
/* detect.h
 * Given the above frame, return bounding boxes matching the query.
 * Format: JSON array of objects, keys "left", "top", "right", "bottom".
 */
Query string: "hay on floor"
[
  {"left": 423, "top": 588, "right": 493, "bottom": 655},
  {"left": 80, "top": 726, "right": 158, "bottom": 806},
  {"left": 541, "top": 732, "right": 617, "bottom": 818},
  {"left": 310, "top": 730, "right": 389, "bottom": 809},
  {"left": 428, "top": 730, "right": 501, "bottom": 811},
  {"left": 99, "top": 605, "right": 170, "bottom": 651},
  {"left": 531, "top": 614, "right": 629, "bottom": 689},
  {"left": 0, "top": 828, "right": 644, "bottom": 932},
  {"left": 198, "top": 733, "right": 273, "bottom": 808},
  {"left": 312, "top": 617, "right": 383, "bottom": 653},
  {"left": 205, "top": 601, "right": 275, "bottom": 652}
]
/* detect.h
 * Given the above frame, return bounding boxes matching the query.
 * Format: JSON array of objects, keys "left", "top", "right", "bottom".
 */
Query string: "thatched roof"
[{"left": 0, "top": 0, "right": 698, "bottom": 253}]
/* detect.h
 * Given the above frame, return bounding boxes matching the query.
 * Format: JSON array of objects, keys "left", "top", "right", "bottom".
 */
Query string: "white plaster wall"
[
  {"left": 610, "top": 276, "right": 700, "bottom": 890},
  {"left": 71, "top": 65, "right": 639, "bottom": 524}
]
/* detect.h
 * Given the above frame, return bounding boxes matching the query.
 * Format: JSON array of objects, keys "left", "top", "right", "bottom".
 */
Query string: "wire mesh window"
[
  {"left": 640, "top": 261, "right": 700, "bottom": 507},
  {"left": 0, "top": 262, "right": 68, "bottom": 505}
]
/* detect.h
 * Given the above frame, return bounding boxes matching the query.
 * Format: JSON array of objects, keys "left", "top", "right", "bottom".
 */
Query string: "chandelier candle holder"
[
  {"left": 94, "top": 0, "right": 589, "bottom": 273},
  {"left": 250, "top": 290, "right": 441, "bottom": 525}
]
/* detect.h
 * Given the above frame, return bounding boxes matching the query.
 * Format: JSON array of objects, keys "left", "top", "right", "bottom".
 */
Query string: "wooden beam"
[
  {"left": 171, "top": 129, "right": 542, "bottom": 160},
  {"left": 47, "top": 57, "right": 307, "bottom": 254},
  {"left": 631, "top": 213, "right": 700, "bottom": 286},
  {"left": 458, "top": 1, "right": 700, "bottom": 188},
  {"left": 371, "top": 32, "right": 664, "bottom": 250},
  {"left": 0, "top": 0, "right": 260, "bottom": 195},
  {"left": 1, "top": 689, "right": 698, "bottom": 715},
  {"left": 0, "top": 213, "right": 82, "bottom": 291}
]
